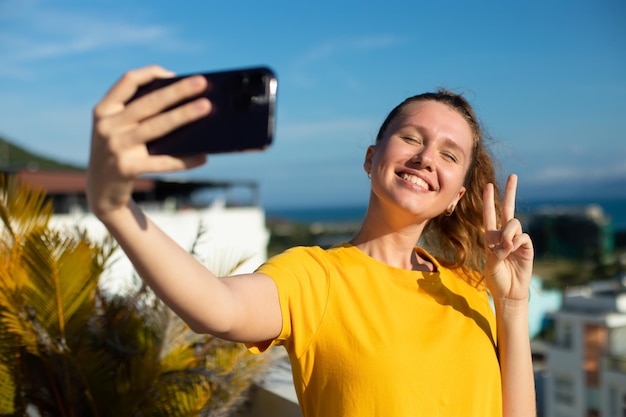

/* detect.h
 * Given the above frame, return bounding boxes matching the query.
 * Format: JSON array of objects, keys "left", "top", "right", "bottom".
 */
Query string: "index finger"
[
  {"left": 502, "top": 174, "right": 518, "bottom": 223},
  {"left": 95, "top": 65, "right": 176, "bottom": 118}
]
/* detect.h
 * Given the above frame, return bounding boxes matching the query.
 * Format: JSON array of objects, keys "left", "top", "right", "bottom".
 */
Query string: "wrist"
[
  {"left": 493, "top": 296, "right": 529, "bottom": 308},
  {"left": 493, "top": 297, "right": 530, "bottom": 325},
  {"left": 92, "top": 200, "right": 144, "bottom": 230}
]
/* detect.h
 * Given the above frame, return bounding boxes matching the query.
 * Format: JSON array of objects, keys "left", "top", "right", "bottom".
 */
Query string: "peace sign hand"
[{"left": 483, "top": 174, "right": 534, "bottom": 302}]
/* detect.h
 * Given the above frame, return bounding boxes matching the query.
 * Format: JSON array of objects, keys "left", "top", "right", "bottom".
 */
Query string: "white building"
[
  {"left": 545, "top": 276, "right": 626, "bottom": 417},
  {"left": 51, "top": 201, "right": 270, "bottom": 294}
]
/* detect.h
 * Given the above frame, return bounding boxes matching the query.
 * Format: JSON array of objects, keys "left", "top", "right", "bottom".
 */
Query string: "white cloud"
[
  {"left": 6, "top": 25, "right": 171, "bottom": 62},
  {"left": 293, "top": 34, "right": 402, "bottom": 68},
  {"left": 0, "top": 1, "right": 198, "bottom": 73}
]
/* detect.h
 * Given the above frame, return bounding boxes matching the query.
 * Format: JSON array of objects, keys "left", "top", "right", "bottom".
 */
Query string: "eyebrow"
[{"left": 440, "top": 136, "right": 468, "bottom": 158}]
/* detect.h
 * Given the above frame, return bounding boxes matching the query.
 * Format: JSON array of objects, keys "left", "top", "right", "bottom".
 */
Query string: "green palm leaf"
[
  {"left": 0, "top": 174, "right": 52, "bottom": 240},
  {"left": 0, "top": 246, "right": 40, "bottom": 356},
  {"left": 20, "top": 230, "right": 99, "bottom": 342},
  {"left": 0, "top": 325, "right": 18, "bottom": 415}
]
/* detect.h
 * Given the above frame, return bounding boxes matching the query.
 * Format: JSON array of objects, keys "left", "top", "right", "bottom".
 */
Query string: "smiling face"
[{"left": 365, "top": 99, "right": 475, "bottom": 221}]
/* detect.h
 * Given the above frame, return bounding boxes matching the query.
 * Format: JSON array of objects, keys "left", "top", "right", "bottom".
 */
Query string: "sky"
[{"left": 1, "top": 0, "right": 625, "bottom": 209}]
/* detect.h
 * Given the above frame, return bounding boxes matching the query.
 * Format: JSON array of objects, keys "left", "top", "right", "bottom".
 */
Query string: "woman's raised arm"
[
  {"left": 483, "top": 174, "right": 537, "bottom": 417},
  {"left": 86, "top": 66, "right": 282, "bottom": 343}
]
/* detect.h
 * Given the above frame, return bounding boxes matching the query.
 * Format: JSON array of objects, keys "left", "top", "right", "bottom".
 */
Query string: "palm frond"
[
  {"left": 139, "top": 377, "right": 212, "bottom": 417},
  {"left": 1, "top": 173, "right": 272, "bottom": 416},
  {"left": 19, "top": 230, "right": 99, "bottom": 343},
  {"left": 0, "top": 174, "right": 53, "bottom": 240},
  {"left": 0, "top": 333, "right": 17, "bottom": 415},
  {"left": 0, "top": 251, "right": 41, "bottom": 356}
]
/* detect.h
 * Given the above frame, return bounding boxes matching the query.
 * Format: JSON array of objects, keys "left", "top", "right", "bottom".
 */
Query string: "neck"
[{"left": 350, "top": 204, "right": 433, "bottom": 271}]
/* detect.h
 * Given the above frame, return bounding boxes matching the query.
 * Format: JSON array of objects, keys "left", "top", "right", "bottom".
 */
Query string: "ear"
[
  {"left": 363, "top": 145, "right": 376, "bottom": 175},
  {"left": 449, "top": 186, "right": 466, "bottom": 211}
]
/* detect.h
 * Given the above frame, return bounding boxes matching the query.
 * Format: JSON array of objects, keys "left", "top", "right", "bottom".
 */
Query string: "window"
[
  {"left": 554, "top": 375, "right": 574, "bottom": 405},
  {"left": 560, "top": 322, "right": 573, "bottom": 348}
]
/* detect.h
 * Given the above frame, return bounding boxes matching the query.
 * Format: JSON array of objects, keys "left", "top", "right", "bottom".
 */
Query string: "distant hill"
[{"left": 0, "top": 135, "right": 84, "bottom": 171}]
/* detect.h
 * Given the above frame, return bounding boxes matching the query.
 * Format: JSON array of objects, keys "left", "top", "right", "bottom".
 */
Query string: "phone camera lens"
[{"left": 230, "top": 72, "right": 267, "bottom": 112}]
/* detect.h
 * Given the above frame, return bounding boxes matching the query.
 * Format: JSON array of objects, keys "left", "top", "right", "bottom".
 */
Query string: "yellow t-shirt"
[{"left": 250, "top": 243, "right": 502, "bottom": 417}]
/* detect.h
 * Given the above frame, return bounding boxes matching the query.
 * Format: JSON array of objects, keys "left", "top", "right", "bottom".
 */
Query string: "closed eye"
[
  {"left": 402, "top": 136, "right": 422, "bottom": 145},
  {"left": 441, "top": 151, "right": 458, "bottom": 163}
]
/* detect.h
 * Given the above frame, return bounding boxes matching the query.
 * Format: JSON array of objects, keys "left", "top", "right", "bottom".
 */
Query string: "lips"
[{"left": 399, "top": 172, "right": 432, "bottom": 190}]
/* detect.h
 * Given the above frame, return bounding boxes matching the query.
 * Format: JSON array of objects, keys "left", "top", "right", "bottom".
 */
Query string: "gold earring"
[{"left": 445, "top": 206, "right": 455, "bottom": 216}]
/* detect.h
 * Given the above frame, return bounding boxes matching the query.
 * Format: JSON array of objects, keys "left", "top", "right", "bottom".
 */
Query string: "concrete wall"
[{"left": 50, "top": 204, "right": 270, "bottom": 294}]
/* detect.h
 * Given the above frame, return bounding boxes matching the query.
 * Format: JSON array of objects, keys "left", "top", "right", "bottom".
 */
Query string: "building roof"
[
  {"left": 552, "top": 276, "right": 626, "bottom": 319},
  {"left": 5, "top": 169, "right": 155, "bottom": 194},
  {"left": 2, "top": 169, "right": 259, "bottom": 204}
]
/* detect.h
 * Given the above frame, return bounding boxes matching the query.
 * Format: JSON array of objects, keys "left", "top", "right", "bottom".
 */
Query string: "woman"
[{"left": 87, "top": 65, "right": 536, "bottom": 416}]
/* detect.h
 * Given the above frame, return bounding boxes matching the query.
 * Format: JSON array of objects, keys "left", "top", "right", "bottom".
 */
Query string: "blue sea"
[{"left": 267, "top": 196, "right": 626, "bottom": 231}]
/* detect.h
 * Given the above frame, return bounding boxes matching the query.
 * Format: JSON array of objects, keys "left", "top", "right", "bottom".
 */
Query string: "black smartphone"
[{"left": 128, "top": 66, "right": 277, "bottom": 155}]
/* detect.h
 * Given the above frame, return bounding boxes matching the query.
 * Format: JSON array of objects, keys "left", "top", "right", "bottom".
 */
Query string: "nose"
[{"left": 411, "top": 147, "right": 434, "bottom": 170}]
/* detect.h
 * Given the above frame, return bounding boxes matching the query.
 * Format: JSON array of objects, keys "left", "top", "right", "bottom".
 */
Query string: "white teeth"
[{"left": 401, "top": 173, "right": 429, "bottom": 189}]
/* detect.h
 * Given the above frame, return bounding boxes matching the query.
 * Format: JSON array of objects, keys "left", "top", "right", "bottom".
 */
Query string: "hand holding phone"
[{"left": 128, "top": 66, "right": 278, "bottom": 155}]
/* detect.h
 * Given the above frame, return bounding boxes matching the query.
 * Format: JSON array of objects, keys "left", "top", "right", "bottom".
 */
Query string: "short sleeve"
[{"left": 247, "top": 246, "right": 330, "bottom": 356}]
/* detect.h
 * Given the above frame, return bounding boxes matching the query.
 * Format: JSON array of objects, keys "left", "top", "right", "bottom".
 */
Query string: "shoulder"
[
  {"left": 255, "top": 245, "right": 332, "bottom": 286},
  {"left": 262, "top": 243, "right": 359, "bottom": 268},
  {"left": 444, "top": 266, "right": 485, "bottom": 291},
  {"left": 261, "top": 245, "right": 330, "bottom": 269},
  {"left": 417, "top": 246, "right": 487, "bottom": 292},
  {"left": 256, "top": 243, "right": 370, "bottom": 288}
]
